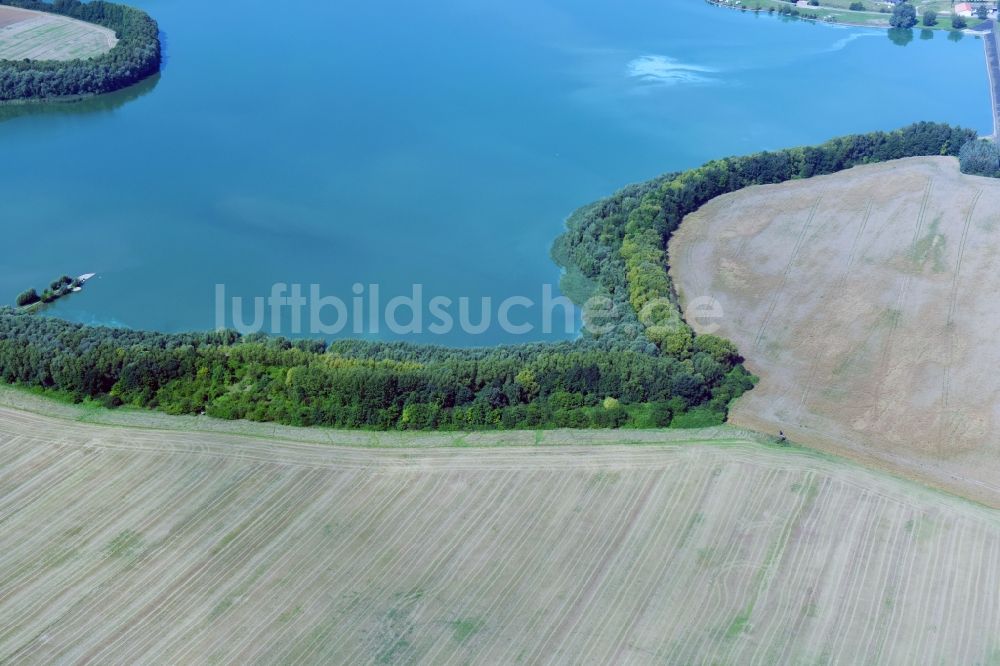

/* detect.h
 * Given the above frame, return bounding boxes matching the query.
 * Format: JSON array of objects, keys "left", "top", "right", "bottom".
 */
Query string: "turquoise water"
[{"left": 0, "top": 0, "right": 991, "bottom": 344}]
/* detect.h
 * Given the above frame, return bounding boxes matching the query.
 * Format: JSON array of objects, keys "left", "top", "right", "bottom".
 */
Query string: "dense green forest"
[
  {"left": 0, "top": 122, "right": 976, "bottom": 430},
  {"left": 0, "top": 0, "right": 159, "bottom": 101},
  {"left": 0, "top": 313, "right": 755, "bottom": 429}
]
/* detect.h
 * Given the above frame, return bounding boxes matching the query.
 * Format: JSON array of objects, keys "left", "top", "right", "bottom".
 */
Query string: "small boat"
[{"left": 71, "top": 273, "right": 96, "bottom": 292}]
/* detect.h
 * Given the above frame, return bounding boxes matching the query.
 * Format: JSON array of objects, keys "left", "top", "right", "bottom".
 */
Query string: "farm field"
[
  {"left": 0, "top": 5, "right": 115, "bottom": 61},
  {"left": 2, "top": 399, "right": 1000, "bottom": 663},
  {"left": 670, "top": 156, "right": 1000, "bottom": 507}
]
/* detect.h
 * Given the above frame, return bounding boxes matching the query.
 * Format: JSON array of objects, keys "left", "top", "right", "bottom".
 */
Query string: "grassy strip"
[
  {"left": 1, "top": 380, "right": 994, "bottom": 519},
  {"left": 0, "top": 381, "right": 763, "bottom": 449}
]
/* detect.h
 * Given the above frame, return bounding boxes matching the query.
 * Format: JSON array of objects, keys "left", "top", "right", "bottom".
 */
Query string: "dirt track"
[{"left": 670, "top": 156, "right": 1000, "bottom": 507}]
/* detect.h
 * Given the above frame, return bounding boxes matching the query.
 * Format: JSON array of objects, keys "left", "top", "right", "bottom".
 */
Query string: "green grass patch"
[
  {"left": 671, "top": 407, "right": 726, "bottom": 429},
  {"left": 449, "top": 618, "right": 485, "bottom": 643},
  {"left": 725, "top": 609, "right": 752, "bottom": 638},
  {"left": 105, "top": 529, "right": 143, "bottom": 559}
]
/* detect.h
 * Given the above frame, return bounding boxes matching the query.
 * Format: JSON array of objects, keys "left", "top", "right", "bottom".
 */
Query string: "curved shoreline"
[
  {"left": 705, "top": 0, "right": 999, "bottom": 141},
  {"left": 0, "top": 0, "right": 160, "bottom": 103},
  {"left": 704, "top": 0, "right": 891, "bottom": 29},
  {"left": 983, "top": 21, "right": 1000, "bottom": 138},
  {"left": 704, "top": 0, "right": 993, "bottom": 32},
  {"left": 0, "top": 92, "right": 96, "bottom": 106}
]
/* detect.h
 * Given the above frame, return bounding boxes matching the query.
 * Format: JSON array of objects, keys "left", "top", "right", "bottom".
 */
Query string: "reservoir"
[{"left": 0, "top": 0, "right": 991, "bottom": 344}]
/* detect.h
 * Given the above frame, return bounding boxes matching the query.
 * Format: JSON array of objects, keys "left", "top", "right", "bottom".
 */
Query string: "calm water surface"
[{"left": 0, "top": 0, "right": 991, "bottom": 344}]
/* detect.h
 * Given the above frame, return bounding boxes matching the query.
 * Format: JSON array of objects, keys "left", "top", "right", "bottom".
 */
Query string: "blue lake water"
[{"left": 0, "top": 0, "right": 992, "bottom": 344}]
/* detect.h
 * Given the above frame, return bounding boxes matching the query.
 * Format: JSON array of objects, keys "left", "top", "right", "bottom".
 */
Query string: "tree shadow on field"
[{"left": 0, "top": 73, "right": 161, "bottom": 124}]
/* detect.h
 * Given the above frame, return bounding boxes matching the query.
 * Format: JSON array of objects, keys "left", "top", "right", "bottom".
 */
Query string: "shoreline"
[
  {"left": 704, "top": 0, "right": 993, "bottom": 32},
  {"left": 704, "top": 0, "right": 890, "bottom": 29},
  {"left": 706, "top": 0, "right": 999, "bottom": 141},
  {"left": 0, "top": 92, "right": 97, "bottom": 107},
  {"left": 983, "top": 21, "right": 1000, "bottom": 138},
  {"left": 0, "top": 0, "right": 160, "bottom": 104}
]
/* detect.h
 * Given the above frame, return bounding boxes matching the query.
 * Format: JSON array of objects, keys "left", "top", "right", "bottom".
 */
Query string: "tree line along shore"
[
  {"left": 708, "top": 0, "right": 995, "bottom": 31},
  {"left": 0, "top": 123, "right": 986, "bottom": 431},
  {"left": 0, "top": 0, "right": 159, "bottom": 101}
]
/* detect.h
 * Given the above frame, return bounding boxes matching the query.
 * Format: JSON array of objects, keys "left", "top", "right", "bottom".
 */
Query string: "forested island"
[
  {"left": 0, "top": 0, "right": 159, "bottom": 101},
  {"left": 0, "top": 122, "right": 977, "bottom": 430}
]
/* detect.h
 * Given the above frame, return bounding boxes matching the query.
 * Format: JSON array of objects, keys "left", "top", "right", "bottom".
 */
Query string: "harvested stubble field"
[
  {"left": 2, "top": 394, "right": 1000, "bottom": 663},
  {"left": 0, "top": 5, "right": 115, "bottom": 61},
  {"left": 670, "top": 156, "right": 1000, "bottom": 508}
]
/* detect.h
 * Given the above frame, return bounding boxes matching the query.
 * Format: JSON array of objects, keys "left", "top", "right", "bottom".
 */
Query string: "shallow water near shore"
[{"left": 0, "top": 0, "right": 991, "bottom": 344}]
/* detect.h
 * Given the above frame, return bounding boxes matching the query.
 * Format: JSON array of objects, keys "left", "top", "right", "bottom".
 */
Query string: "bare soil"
[
  {"left": 0, "top": 6, "right": 116, "bottom": 61},
  {"left": 0, "top": 6, "right": 30, "bottom": 29},
  {"left": 670, "top": 156, "right": 1000, "bottom": 507}
]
